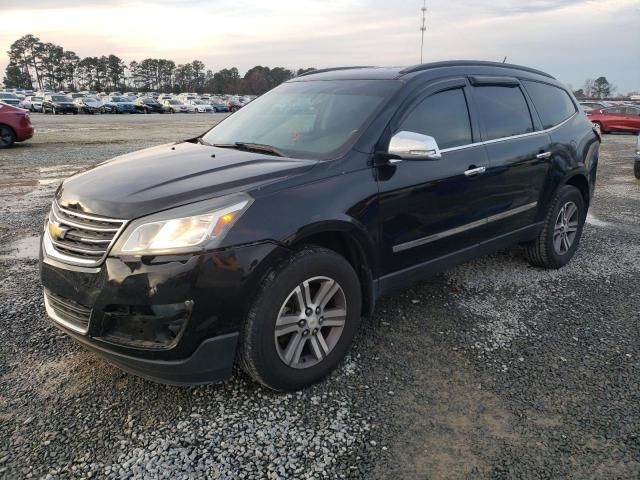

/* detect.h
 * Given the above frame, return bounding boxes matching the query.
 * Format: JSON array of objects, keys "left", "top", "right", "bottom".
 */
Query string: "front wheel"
[
  {"left": 634, "top": 161, "right": 640, "bottom": 180},
  {"left": 240, "top": 247, "right": 362, "bottom": 391},
  {"left": 523, "top": 185, "right": 586, "bottom": 269}
]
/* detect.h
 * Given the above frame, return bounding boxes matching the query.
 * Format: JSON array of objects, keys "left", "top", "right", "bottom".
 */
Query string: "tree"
[
  {"left": 582, "top": 78, "right": 595, "bottom": 97},
  {"left": 592, "top": 77, "right": 611, "bottom": 99},
  {"left": 296, "top": 67, "right": 316, "bottom": 76},
  {"left": 3, "top": 63, "right": 31, "bottom": 88}
]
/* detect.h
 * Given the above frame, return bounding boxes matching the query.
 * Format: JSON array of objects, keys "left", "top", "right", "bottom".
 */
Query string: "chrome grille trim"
[
  {"left": 43, "top": 289, "right": 92, "bottom": 334},
  {"left": 45, "top": 201, "right": 128, "bottom": 267}
]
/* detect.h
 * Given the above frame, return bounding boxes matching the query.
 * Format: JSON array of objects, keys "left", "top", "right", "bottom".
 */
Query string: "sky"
[{"left": 1, "top": 0, "right": 639, "bottom": 93}]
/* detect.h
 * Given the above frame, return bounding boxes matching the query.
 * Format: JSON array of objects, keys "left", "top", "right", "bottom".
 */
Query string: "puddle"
[
  {"left": 38, "top": 178, "right": 62, "bottom": 186},
  {"left": 586, "top": 213, "right": 612, "bottom": 227},
  {"left": 0, "top": 235, "right": 41, "bottom": 260}
]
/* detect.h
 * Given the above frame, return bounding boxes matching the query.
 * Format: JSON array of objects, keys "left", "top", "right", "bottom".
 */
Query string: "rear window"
[
  {"left": 522, "top": 81, "right": 577, "bottom": 129},
  {"left": 473, "top": 86, "right": 534, "bottom": 141}
]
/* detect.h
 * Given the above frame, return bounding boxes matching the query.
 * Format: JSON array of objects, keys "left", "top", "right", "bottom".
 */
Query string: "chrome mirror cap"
[{"left": 388, "top": 131, "right": 442, "bottom": 161}]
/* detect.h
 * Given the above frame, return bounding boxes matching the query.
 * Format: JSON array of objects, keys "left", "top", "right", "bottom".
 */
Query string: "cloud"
[{"left": 1, "top": 0, "right": 638, "bottom": 92}]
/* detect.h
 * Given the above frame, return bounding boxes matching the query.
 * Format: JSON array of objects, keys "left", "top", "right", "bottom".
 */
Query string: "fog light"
[{"left": 100, "top": 300, "right": 193, "bottom": 349}]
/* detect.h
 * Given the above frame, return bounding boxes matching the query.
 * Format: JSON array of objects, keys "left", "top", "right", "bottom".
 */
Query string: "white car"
[
  {"left": 186, "top": 99, "right": 213, "bottom": 113},
  {"left": 160, "top": 99, "right": 193, "bottom": 113},
  {"left": 22, "top": 95, "right": 44, "bottom": 112}
]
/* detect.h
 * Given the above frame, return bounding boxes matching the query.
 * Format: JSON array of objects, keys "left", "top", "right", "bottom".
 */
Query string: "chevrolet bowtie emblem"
[{"left": 48, "top": 221, "right": 69, "bottom": 241}]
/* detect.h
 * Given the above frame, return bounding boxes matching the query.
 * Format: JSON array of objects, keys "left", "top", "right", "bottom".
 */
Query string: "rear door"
[{"left": 469, "top": 77, "right": 552, "bottom": 234}]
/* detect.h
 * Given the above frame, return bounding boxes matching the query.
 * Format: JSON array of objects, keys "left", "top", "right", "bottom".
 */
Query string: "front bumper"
[{"left": 40, "top": 238, "right": 289, "bottom": 385}]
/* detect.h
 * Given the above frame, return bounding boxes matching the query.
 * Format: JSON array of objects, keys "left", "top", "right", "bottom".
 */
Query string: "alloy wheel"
[
  {"left": 554, "top": 201, "right": 579, "bottom": 254},
  {"left": 274, "top": 276, "right": 347, "bottom": 369}
]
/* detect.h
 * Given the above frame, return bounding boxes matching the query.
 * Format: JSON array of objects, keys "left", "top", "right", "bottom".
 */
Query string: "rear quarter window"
[{"left": 522, "top": 81, "right": 577, "bottom": 129}]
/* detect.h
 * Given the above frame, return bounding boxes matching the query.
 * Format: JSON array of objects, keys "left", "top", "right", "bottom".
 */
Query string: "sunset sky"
[{"left": 1, "top": 0, "right": 639, "bottom": 92}]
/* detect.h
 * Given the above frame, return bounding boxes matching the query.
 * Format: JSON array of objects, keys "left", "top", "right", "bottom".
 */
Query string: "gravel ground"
[{"left": 0, "top": 114, "right": 638, "bottom": 479}]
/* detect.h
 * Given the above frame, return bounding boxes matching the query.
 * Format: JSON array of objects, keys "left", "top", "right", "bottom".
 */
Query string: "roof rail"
[
  {"left": 399, "top": 60, "right": 554, "bottom": 79},
  {"left": 297, "top": 66, "right": 377, "bottom": 77}
]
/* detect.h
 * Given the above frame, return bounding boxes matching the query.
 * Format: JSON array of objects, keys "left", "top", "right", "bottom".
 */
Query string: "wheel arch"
[
  {"left": 563, "top": 171, "right": 591, "bottom": 211},
  {"left": 283, "top": 220, "right": 377, "bottom": 319}
]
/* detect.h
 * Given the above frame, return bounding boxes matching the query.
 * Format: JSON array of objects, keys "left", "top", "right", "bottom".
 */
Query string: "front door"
[{"left": 376, "top": 78, "right": 497, "bottom": 276}]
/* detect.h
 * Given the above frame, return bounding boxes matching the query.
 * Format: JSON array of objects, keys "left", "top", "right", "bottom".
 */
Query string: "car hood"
[{"left": 55, "top": 142, "right": 319, "bottom": 219}]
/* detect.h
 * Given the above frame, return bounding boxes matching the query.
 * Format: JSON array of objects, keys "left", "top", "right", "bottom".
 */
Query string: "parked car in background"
[
  {"left": 160, "top": 99, "right": 191, "bottom": 113},
  {"left": 42, "top": 94, "right": 77, "bottom": 114},
  {"left": 135, "top": 97, "right": 165, "bottom": 114},
  {"left": 102, "top": 96, "right": 137, "bottom": 114},
  {"left": 0, "top": 102, "right": 34, "bottom": 148},
  {"left": 227, "top": 98, "right": 243, "bottom": 112},
  {"left": 22, "top": 95, "right": 44, "bottom": 112},
  {"left": 39, "top": 61, "right": 599, "bottom": 391},
  {"left": 580, "top": 101, "right": 608, "bottom": 112},
  {"left": 209, "top": 97, "right": 229, "bottom": 112},
  {"left": 186, "top": 99, "right": 213, "bottom": 113},
  {"left": 0, "top": 92, "right": 22, "bottom": 107},
  {"left": 74, "top": 96, "right": 103, "bottom": 114},
  {"left": 586, "top": 106, "right": 640, "bottom": 134}
]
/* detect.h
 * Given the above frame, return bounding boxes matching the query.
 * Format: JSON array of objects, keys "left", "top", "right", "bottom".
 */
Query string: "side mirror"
[{"left": 388, "top": 131, "right": 442, "bottom": 161}]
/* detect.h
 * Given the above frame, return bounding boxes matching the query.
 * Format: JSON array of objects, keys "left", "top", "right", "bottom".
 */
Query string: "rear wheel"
[
  {"left": 523, "top": 185, "right": 585, "bottom": 269},
  {"left": 0, "top": 125, "right": 16, "bottom": 148},
  {"left": 240, "top": 247, "right": 362, "bottom": 391}
]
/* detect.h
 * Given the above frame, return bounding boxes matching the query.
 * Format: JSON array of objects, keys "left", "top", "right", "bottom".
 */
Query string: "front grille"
[
  {"left": 46, "top": 201, "right": 127, "bottom": 267},
  {"left": 44, "top": 289, "right": 92, "bottom": 334}
]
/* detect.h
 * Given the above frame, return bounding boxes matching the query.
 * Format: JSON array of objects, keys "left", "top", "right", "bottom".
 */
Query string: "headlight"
[{"left": 113, "top": 194, "right": 252, "bottom": 255}]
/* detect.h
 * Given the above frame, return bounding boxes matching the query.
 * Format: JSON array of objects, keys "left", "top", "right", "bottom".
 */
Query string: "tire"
[
  {"left": 0, "top": 124, "right": 16, "bottom": 149},
  {"left": 240, "top": 247, "right": 362, "bottom": 391},
  {"left": 523, "top": 185, "right": 586, "bottom": 269},
  {"left": 634, "top": 161, "right": 640, "bottom": 180},
  {"left": 593, "top": 121, "right": 607, "bottom": 134}
]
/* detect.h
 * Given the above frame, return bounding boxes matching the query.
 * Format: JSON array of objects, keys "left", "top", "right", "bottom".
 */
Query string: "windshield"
[
  {"left": 168, "top": 100, "right": 182, "bottom": 105},
  {"left": 52, "top": 95, "right": 71, "bottom": 102},
  {"left": 201, "top": 79, "right": 399, "bottom": 160},
  {"left": 0, "top": 93, "right": 18, "bottom": 99},
  {"left": 111, "top": 96, "right": 126, "bottom": 102}
]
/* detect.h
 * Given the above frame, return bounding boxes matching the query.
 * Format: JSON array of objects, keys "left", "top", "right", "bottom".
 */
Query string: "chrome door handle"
[
  {"left": 464, "top": 166, "right": 486, "bottom": 176},
  {"left": 536, "top": 151, "right": 552, "bottom": 159}
]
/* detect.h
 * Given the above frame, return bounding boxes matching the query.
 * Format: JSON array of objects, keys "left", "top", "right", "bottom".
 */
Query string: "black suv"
[{"left": 40, "top": 61, "right": 600, "bottom": 391}]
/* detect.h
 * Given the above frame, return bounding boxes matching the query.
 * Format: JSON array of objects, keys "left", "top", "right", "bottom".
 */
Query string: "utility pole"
[{"left": 420, "top": 0, "right": 427, "bottom": 64}]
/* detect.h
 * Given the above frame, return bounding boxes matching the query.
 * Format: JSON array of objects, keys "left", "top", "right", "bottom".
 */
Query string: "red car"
[
  {"left": 0, "top": 101, "right": 34, "bottom": 148},
  {"left": 586, "top": 105, "right": 640, "bottom": 134}
]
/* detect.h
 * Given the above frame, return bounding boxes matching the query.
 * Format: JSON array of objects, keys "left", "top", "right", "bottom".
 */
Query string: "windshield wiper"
[{"left": 212, "top": 142, "right": 286, "bottom": 157}]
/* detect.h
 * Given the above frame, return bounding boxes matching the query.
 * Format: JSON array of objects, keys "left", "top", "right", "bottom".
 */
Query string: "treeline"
[{"left": 3, "top": 34, "right": 316, "bottom": 94}]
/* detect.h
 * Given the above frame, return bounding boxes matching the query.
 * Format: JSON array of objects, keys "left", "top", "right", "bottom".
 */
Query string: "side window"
[
  {"left": 398, "top": 88, "right": 472, "bottom": 149},
  {"left": 473, "top": 85, "right": 533, "bottom": 141},
  {"left": 522, "top": 81, "right": 577, "bottom": 129},
  {"left": 624, "top": 107, "right": 640, "bottom": 116}
]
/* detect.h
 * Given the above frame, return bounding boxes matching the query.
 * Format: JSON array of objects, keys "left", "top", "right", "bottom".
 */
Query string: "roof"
[{"left": 291, "top": 60, "right": 555, "bottom": 82}]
